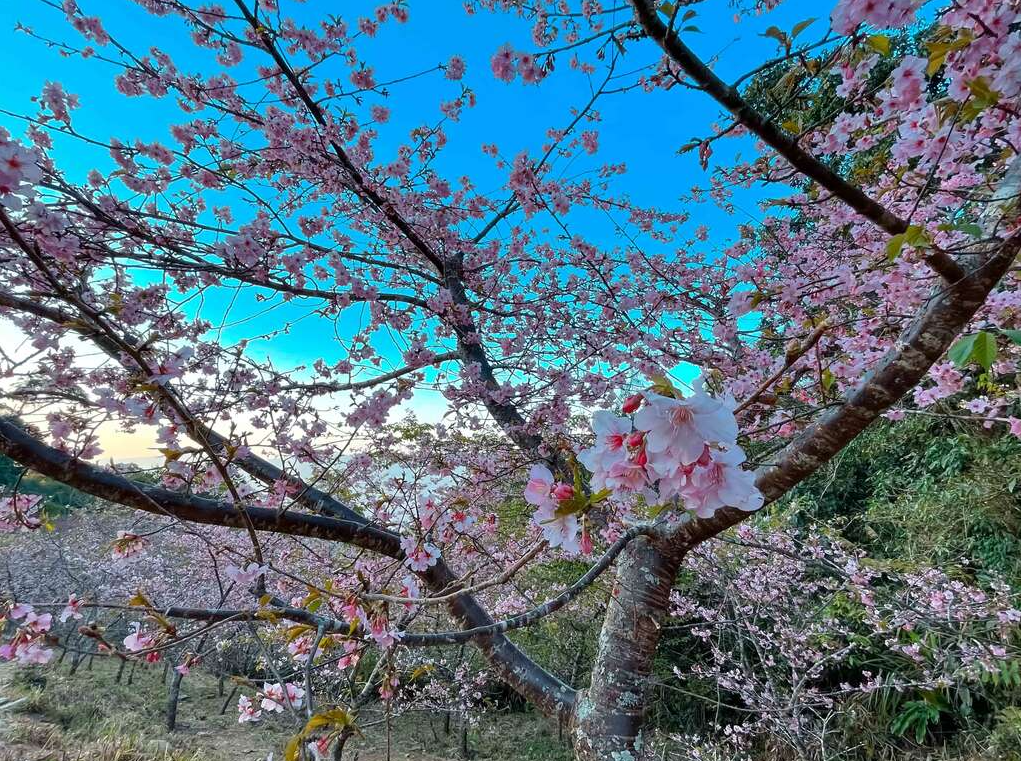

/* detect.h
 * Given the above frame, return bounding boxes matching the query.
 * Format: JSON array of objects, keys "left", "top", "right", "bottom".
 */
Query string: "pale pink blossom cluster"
[
  {"left": 668, "top": 523, "right": 1021, "bottom": 757},
  {"left": 0, "top": 603, "right": 54, "bottom": 665},
  {"left": 224, "top": 561, "right": 268, "bottom": 585},
  {"left": 523, "top": 465, "right": 584, "bottom": 553},
  {"left": 578, "top": 378, "right": 763, "bottom": 518},
  {"left": 110, "top": 530, "right": 148, "bottom": 561},
  {"left": 400, "top": 534, "right": 441, "bottom": 572},
  {"left": 122, "top": 622, "right": 159, "bottom": 662},
  {"left": 338, "top": 597, "right": 403, "bottom": 650},
  {"left": 0, "top": 129, "right": 43, "bottom": 209},
  {"left": 830, "top": 0, "right": 921, "bottom": 34},
  {"left": 260, "top": 681, "right": 306, "bottom": 712},
  {"left": 489, "top": 44, "right": 545, "bottom": 84},
  {"left": 0, "top": 494, "right": 44, "bottom": 532},
  {"left": 238, "top": 681, "right": 305, "bottom": 722},
  {"left": 59, "top": 594, "right": 84, "bottom": 623},
  {"left": 237, "top": 694, "right": 261, "bottom": 723}
]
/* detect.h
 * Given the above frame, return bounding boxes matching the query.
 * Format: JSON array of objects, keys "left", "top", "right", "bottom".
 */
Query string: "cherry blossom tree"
[{"left": 1, "top": 0, "right": 1020, "bottom": 758}]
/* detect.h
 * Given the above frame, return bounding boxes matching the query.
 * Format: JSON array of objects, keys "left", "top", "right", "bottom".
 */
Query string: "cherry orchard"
[{"left": 0, "top": 0, "right": 1020, "bottom": 758}]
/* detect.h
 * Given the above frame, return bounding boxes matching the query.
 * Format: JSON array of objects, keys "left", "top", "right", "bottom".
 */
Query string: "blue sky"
[
  {"left": 0, "top": 0, "right": 825, "bottom": 454},
  {"left": 0, "top": 0, "right": 825, "bottom": 256}
]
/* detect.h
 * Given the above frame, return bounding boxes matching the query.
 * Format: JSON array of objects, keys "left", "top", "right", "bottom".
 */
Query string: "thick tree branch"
[
  {"left": 628, "top": 0, "right": 966, "bottom": 283},
  {"left": 676, "top": 160, "right": 1021, "bottom": 549},
  {"left": 0, "top": 415, "right": 577, "bottom": 719}
]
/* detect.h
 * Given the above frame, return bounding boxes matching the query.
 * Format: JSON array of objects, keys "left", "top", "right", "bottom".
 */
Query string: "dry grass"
[{"left": 0, "top": 659, "right": 571, "bottom": 761}]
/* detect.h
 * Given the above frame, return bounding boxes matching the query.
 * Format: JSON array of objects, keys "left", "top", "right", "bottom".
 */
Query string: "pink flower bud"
[
  {"left": 633, "top": 447, "right": 648, "bottom": 467},
  {"left": 622, "top": 393, "right": 643, "bottom": 414},
  {"left": 580, "top": 525, "right": 593, "bottom": 556},
  {"left": 552, "top": 483, "right": 575, "bottom": 501}
]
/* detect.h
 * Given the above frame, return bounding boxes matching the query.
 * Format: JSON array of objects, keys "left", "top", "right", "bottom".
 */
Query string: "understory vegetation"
[{"left": 3, "top": 413, "right": 1021, "bottom": 760}]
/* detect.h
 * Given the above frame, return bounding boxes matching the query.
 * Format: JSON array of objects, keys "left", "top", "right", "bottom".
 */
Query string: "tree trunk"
[
  {"left": 572, "top": 535, "right": 685, "bottom": 761},
  {"left": 459, "top": 710, "right": 471, "bottom": 759},
  {"left": 166, "top": 668, "right": 185, "bottom": 730},
  {"left": 219, "top": 685, "right": 238, "bottom": 715}
]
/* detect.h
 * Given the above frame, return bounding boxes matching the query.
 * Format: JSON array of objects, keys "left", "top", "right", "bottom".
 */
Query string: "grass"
[
  {"left": 0, "top": 657, "right": 290, "bottom": 761},
  {"left": 0, "top": 658, "right": 573, "bottom": 761}
]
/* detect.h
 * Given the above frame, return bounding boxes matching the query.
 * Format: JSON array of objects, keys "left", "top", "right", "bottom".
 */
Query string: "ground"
[{"left": 0, "top": 659, "right": 572, "bottom": 761}]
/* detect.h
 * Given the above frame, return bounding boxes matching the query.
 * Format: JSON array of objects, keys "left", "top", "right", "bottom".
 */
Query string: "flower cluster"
[
  {"left": 579, "top": 378, "right": 763, "bottom": 517},
  {"left": 523, "top": 465, "right": 583, "bottom": 553},
  {"left": 668, "top": 523, "right": 1021, "bottom": 757},
  {"left": 400, "top": 534, "right": 441, "bottom": 572},
  {"left": 0, "top": 603, "right": 54, "bottom": 665},
  {"left": 237, "top": 682, "right": 305, "bottom": 722},
  {"left": 111, "top": 530, "right": 148, "bottom": 561},
  {"left": 0, "top": 129, "right": 42, "bottom": 209},
  {"left": 0, "top": 494, "right": 44, "bottom": 532},
  {"left": 225, "top": 562, "right": 268, "bottom": 585},
  {"left": 123, "top": 622, "right": 160, "bottom": 662}
]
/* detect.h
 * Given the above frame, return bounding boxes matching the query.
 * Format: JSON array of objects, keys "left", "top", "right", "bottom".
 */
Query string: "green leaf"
[
  {"left": 1002, "top": 329, "right": 1021, "bottom": 345},
  {"left": 128, "top": 590, "right": 153, "bottom": 609},
  {"left": 284, "top": 735, "right": 301, "bottom": 761},
  {"left": 821, "top": 368, "right": 835, "bottom": 392},
  {"left": 966, "top": 76, "right": 1000, "bottom": 106},
  {"left": 867, "top": 34, "right": 891, "bottom": 56},
  {"left": 648, "top": 501, "right": 671, "bottom": 518},
  {"left": 948, "top": 331, "right": 997, "bottom": 370},
  {"left": 650, "top": 374, "right": 678, "bottom": 397},
  {"left": 947, "top": 333, "right": 978, "bottom": 367},
  {"left": 904, "top": 224, "right": 931, "bottom": 248},
  {"left": 886, "top": 233, "right": 906, "bottom": 261},
  {"left": 937, "top": 221, "right": 983, "bottom": 237},
  {"left": 887, "top": 225, "right": 930, "bottom": 261},
  {"left": 972, "top": 330, "right": 997, "bottom": 371},
  {"left": 926, "top": 32, "right": 972, "bottom": 76}
]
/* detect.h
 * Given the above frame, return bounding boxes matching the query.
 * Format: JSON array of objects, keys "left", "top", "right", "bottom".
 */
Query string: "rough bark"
[
  {"left": 166, "top": 668, "right": 185, "bottom": 731},
  {"left": 0, "top": 416, "right": 576, "bottom": 721},
  {"left": 568, "top": 151, "right": 1020, "bottom": 761},
  {"left": 572, "top": 536, "right": 686, "bottom": 760}
]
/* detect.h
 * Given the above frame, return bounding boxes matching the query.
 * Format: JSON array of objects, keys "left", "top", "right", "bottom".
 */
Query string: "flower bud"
[
  {"left": 626, "top": 431, "right": 645, "bottom": 448},
  {"left": 552, "top": 483, "right": 575, "bottom": 501},
  {"left": 622, "top": 393, "right": 643, "bottom": 414},
  {"left": 580, "top": 524, "right": 593, "bottom": 556}
]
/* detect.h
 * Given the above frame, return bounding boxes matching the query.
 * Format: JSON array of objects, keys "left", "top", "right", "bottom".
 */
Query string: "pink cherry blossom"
[
  {"left": 445, "top": 55, "right": 466, "bottom": 80},
  {"left": 224, "top": 562, "right": 268, "bottom": 585},
  {"left": 260, "top": 681, "right": 305, "bottom": 712},
  {"left": 400, "top": 535, "right": 440, "bottom": 572},
  {"left": 59, "top": 595, "right": 84, "bottom": 622},
  {"left": 123, "top": 623, "right": 155, "bottom": 653},
  {"left": 682, "top": 445, "right": 764, "bottom": 518},
  {"left": 237, "top": 694, "right": 262, "bottom": 723},
  {"left": 634, "top": 381, "right": 738, "bottom": 467},
  {"left": 111, "top": 531, "right": 148, "bottom": 561},
  {"left": 577, "top": 411, "right": 631, "bottom": 473}
]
